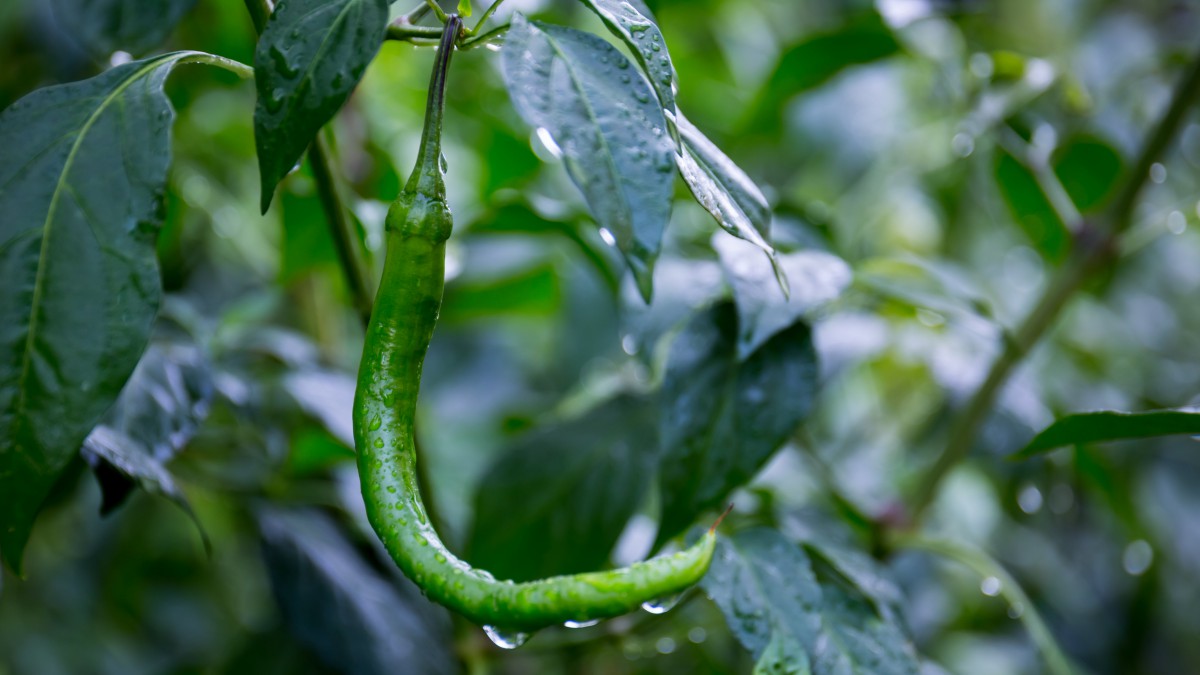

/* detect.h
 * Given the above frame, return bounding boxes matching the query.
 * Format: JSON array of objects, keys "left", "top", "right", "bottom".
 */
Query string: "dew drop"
[
  {"left": 535, "top": 127, "right": 564, "bottom": 159},
  {"left": 563, "top": 619, "right": 600, "bottom": 629},
  {"left": 373, "top": 437, "right": 384, "bottom": 448},
  {"left": 482, "top": 625, "right": 529, "bottom": 649},
  {"left": 598, "top": 228, "right": 617, "bottom": 246},
  {"left": 641, "top": 593, "right": 682, "bottom": 615},
  {"left": 369, "top": 415, "right": 382, "bottom": 431},
  {"left": 439, "top": 152, "right": 449, "bottom": 174},
  {"left": 980, "top": 576, "right": 1002, "bottom": 596}
]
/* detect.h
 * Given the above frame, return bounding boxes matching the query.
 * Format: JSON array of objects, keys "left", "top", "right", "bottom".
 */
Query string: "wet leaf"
[
  {"left": 502, "top": 14, "right": 675, "bottom": 301},
  {"left": 469, "top": 394, "right": 655, "bottom": 581},
  {"left": 0, "top": 51, "right": 242, "bottom": 573},
  {"left": 1015, "top": 409, "right": 1200, "bottom": 458},
  {"left": 678, "top": 113, "right": 776, "bottom": 261},
  {"left": 81, "top": 340, "right": 213, "bottom": 516},
  {"left": 703, "top": 529, "right": 919, "bottom": 675},
  {"left": 51, "top": 0, "right": 197, "bottom": 57},
  {"left": 715, "top": 234, "right": 850, "bottom": 359},
  {"left": 258, "top": 508, "right": 455, "bottom": 675},
  {"left": 657, "top": 302, "right": 818, "bottom": 544},
  {"left": 579, "top": 0, "right": 677, "bottom": 112},
  {"left": 253, "top": 0, "right": 389, "bottom": 211}
]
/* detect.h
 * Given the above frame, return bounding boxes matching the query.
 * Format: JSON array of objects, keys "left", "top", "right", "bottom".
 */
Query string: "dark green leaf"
[
  {"left": 442, "top": 263, "right": 562, "bottom": 323},
  {"left": 258, "top": 509, "right": 455, "bottom": 675},
  {"left": 748, "top": 12, "right": 900, "bottom": 132},
  {"left": 468, "top": 394, "right": 655, "bottom": 581},
  {"left": 502, "top": 14, "right": 675, "bottom": 301},
  {"left": 1053, "top": 135, "right": 1122, "bottom": 213},
  {"left": 578, "top": 0, "right": 677, "bottom": 113},
  {"left": 253, "top": 0, "right": 389, "bottom": 212},
  {"left": 714, "top": 234, "right": 850, "bottom": 359},
  {"left": 703, "top": 529, "right": 919, "bottom": 675},
  {"left": 51, "top": 0, "right": 197, "bottom": 57},
  {"left": 81, "top": 340, "right": 213, "bottom": 515},
  {"left": 993, "top": 148, "right": 1069, "bottom": 262},
  {"left": 657, "top": 303, "right": 818, "bottom": 544},
  {"left": 677, "top": 112, "right": 777, "bottom": 263},
  {"left": 0, "top": 51, "right": 237, "bottom": 573},
  {"left": 1015, "top": 409, "right": 1200, "bottom": 459}
]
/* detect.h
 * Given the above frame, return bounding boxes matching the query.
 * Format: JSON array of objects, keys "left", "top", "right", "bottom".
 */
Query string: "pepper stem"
[{"left": 406, "top": 14, "right": 462, "bottom": 199}]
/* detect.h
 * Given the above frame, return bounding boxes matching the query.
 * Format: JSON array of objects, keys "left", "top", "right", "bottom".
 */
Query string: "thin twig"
[
  {"left": 907, "top": 43, "right": 1200, "bottom": 524},
  {"left": 468, "top": 0, "right": 509, "bottom": 36},
  {"left": 308, "top": 133, "right": 375, "bottom": 325},
  {"left": 387, "top": 24, "right": 445, "bottom": 41},
  {"left": 892, "top": 534, "right": 1076, "bottom": 675},
  {"left": 460, "top": 22, "right": 509, "bottom": 50},
  {"left": 425, "top": 0, "right": 450, "bottom": 23}
]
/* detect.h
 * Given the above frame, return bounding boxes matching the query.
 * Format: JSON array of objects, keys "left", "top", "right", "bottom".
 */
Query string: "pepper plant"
[{"left": 2, "top": 0, "right": 1200, "bottom": 673}]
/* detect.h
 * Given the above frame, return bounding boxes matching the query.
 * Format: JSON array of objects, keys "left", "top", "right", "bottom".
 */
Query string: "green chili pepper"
[{"left": 353, "top": 15, "right": 716, "bottom": 637}]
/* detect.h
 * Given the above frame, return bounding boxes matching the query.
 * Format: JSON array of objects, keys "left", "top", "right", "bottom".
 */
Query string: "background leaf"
[
  {"left": 656, "top": 302, "right": 818, "bottom": 544},
  {"left": 468, "top": 394, "right": 655, "bottom": 581},
  {"left": 253, "top": 0, "right": 388, "bottom": 211},
  {"left": 81, "top": 339, "right": 213, "bottom": 517},
  {"left": 714, "top": 233, "right": 851, "bottom": 359},
  {"left": 1015, "top": 409, "right": 1200, "bottom": 458},
  {"left": 258, "top": 508, "right": 456, "bottom": 675},
  {"left": 0, "top": 52, "right": 223, "bottom": 573},
  {"left": 703, "top": 528, "right": 919, "bottom": 675},
  {"left": 502, "top": 14, "right": 675, "bottom": 301},
  {"left": 50, "top": 0, "right": 197, "bottom": 57}
]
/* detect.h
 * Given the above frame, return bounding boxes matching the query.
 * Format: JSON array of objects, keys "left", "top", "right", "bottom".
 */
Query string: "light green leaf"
[{"left": 578, "top": 0, "right": 676, "bottom": 113}]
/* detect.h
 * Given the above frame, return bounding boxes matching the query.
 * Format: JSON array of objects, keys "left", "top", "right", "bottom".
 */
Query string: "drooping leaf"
[
  {"left": 51, "top": 0, "right": 198, "bottom": 57},
  {"left": 281, "top": 369, "right": 357, "bottom": 447},
  {"left": 0, "top": 51, "right": 247, "bottom": 574},
  {"left": 81, "top": 340, "right": 213, "bottom": 516},
  {"left": 253, "top": 0, "right": 389, "bottom": 212},
  {"left": 854, "top": 256, "right": 996, "bottom": 322},
  {"left": 748, "top": 11, "right": 900, "bottom": 132},
  {"left": 502, "top": 14, "right": 675, "bottom": 301},
  {"left": 657, "top": 303, "right": 818, "bottom": 544},
  {"left": 468, "top": 394, "right": 656, "bottom": 581},
  {"left": 1014, "top": 409, "right": 1200, "bottom": 459},
  {"left": 578, "top": 0, "right": 677, "bottom": 113},
  {"left": 714, "top": 234, "right": 850, "bottom": 359},
  {"left": 678, "top": 113, "right": 776, "bottom": 260},
  {"left": 703, "top": 529, "right": 919, "bottom": 675},
  {"left": 258, "top": 509, "right": 455, "bottom": 675}
]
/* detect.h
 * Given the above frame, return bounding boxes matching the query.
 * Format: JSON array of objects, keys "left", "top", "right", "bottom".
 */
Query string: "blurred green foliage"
[{"left": 3, "top": 0, "right": 1200, "bottom": 673}]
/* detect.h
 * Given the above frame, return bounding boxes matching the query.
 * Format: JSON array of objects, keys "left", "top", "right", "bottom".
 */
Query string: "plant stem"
[
  {"left": 387, "top": 24, "right": 445, "bottom": 41},
  {"left": 892, "top": 534, "right": 1075, "bottom": 675},
  {"left": 397, "top": 2, "right": 433, "bottom": 25},
  {"left": 243, "top": 0, "right": 272, "bottom": 33},
  {"left": 425, "top": 0, "right": 450, "bottom": 23},
  {"left": 468, "top": 0, "right": 508, "bottom": 35},
  {"left": 908, "top": 43, "right": 1200, "bottom": 523},
  {"left": 308, "top": 133, "right": 375, "bottom": 325},
  {"left": 460, "top": 22, "right": 509, "bottom": 50}
]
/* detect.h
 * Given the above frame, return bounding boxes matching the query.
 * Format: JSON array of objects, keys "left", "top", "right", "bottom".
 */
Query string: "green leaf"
[
  {"left": 703, "top": 529, "right": 919, "bottom": 675},
  {"left": 994, "top": 148, "right": 1070, "bottom": 262},
  {"left": 714, "top": 234, "right": 850, "bottom": 359},
  {"left": 502, "top": 14, "right": 675, "bottom": 302},
  {"left": 578, "top": 0, "right": 676, "bottom": 113},
  {"left": 1014, "top": 409, "right": 1200, "bottom": 459},
  {"left": 81, "top": 340, "right": 213, "bottom": 517},
  {"left": 677, "top": 113, "right": 775, "bottom": 260},
  {"left": 748, "top": 12, "right": 900, "bottom": 132},
  {"left": 0, "top": 51, "right": 242, "bottom": 574},
  {"left": 51, "top": 0, "right": 198, "bottom": 57},
  {"left": 656, "top": 303, "right": 818, "bottom": 544},
  {"left": 468, "top": 394, "right": 655, "bottom": 581},
  {"left": 258, "top": 509, "right": 455, "bottom": 675},
  {"left": 253, "top": 0, "right": 389, "bottom": 212},
  {"left": 1053, "top": 135, "right": 1122, "bottom": 213},
  {"left": 853, "top": 256, "right": 996, "bottom": 322},
  {"left": 457, "top": 0, "right": 473, "bottom": 18}
]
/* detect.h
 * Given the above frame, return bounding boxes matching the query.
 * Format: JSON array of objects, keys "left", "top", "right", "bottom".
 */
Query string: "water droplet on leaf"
[{"left": 483, "top": 626, "right": 529, "bottom": 649}]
